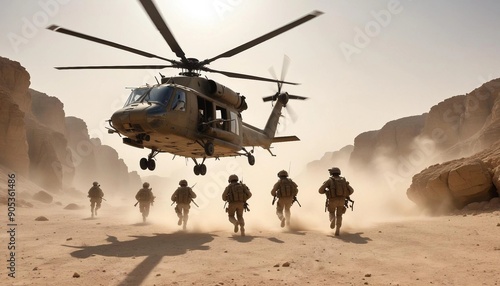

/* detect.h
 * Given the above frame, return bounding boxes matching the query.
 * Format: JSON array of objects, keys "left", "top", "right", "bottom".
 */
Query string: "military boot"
[
  {"left": 335, "top": 227, "right": 340, "bottom": 236},
  {"left": 330, "top": 219, "right": 335, "bottom": 229},
  {"left": 229, "top": 217, "right": 239, "bottom": 233},
  {"left": 240, "top": 225, "right": 245, "bottom": 236},
  {"left": 91, "top": 208, "right": 94, "bottom": 218},
  {"left": 177, "top": 216, "right": 182, "bottom": 226}
]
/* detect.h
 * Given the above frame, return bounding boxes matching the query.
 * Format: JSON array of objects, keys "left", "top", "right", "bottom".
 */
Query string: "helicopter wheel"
[
  {"left": 247, "top": 154, "right": 255, "bottom": 166},
  {"left": 199, "top": 164, "right": 207, "bottom": 176},
  {"left": 193, "top": 165, "right": 200, "bottom": 176},
  {"left": 147, "top": 159, "right": 156, "bottom": 171},
  {"left": 204, "top": 142, "right": 214, "bottom": 156},
  {"left": 139, "top": 158, "right": 148, "bottom": 170}
]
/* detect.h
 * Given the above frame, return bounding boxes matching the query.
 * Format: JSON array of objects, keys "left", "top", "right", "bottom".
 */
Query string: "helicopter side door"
[{"left": 167, "top": 88, "right": 196, "bottom": 137}]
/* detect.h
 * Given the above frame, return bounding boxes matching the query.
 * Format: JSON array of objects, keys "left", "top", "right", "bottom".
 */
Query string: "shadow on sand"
[
  {"left": 328, "top": 232, "right": 372, "bottom": 244},
  {"left": 63, "top": 231, "right": 216, "bottom": 285}
]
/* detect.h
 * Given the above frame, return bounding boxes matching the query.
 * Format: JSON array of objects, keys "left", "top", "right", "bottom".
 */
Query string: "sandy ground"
[{"left": 1, "top": 201, "right": 499, "bottom": 286}]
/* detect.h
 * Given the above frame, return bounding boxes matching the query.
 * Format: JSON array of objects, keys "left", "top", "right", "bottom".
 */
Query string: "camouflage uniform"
[
  {"left": 88, "top": 182, "right": 104, "bottom": 218},
  {"left": 222, "top": 174, "right": 252, "bottom": 236},
  {"left": 318, "top": 167, "right": 354, "bottom": 236},
  {"left": 135, "top": 182, "right": 155, "bottom": 222},
  {"left": 271, "top": 170, "right": 298, "bottom": 227},
  {"left": 171, "top": 180, "right": 197, "bottom": 230}
]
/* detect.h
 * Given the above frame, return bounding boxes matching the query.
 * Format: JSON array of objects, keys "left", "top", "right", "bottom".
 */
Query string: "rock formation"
[
  {"left": 0, "top": 56, "right": 141, "bottom": 195},
  {"left": 407, "top": 141, "right": 500, "bottom": 212},
  {"left": 305, "top": 78, "right": 500, "bottom": 212},
  {"left": 0, "top": 57, "right": 30, "bottom": 175}
]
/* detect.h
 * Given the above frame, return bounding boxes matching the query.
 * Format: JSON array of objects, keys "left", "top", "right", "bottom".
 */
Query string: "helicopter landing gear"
[
  {"left": 140, "top": 150, "right": 159, "bottom": 171},
  {"left": 192, "top": 158, "right": 207, "bottom": 176},
  {"left": 196, "top": 140, "right": 215, "bottom": 156},
  {"left": 248, "top": 154, "right": 255, "bottom": 166},
  {"left": 204, "top": 142, "right": 214, "bottom": 156},
  {"left": 243, "top": 147, "right": 256, "bottom": 166}
]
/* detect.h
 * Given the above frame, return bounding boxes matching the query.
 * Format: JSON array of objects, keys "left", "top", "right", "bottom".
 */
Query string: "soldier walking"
[
  {"left": 171, "top": 179, "right": 197, "bottom": 230},
  {"left": 222, "top": 174, "right": 252, "bottom": 236},
  {"left": 88, "top": 181, "right": 104, "bottom": 218},
  {"left": 318, "top": 167, "right": 354, "bottom": 236},
  {"left": 135, "top": 182, "right": 155, "bottom": 223},
  {"left": 271, "top": 170, "right": 299, "bottom": 228}
]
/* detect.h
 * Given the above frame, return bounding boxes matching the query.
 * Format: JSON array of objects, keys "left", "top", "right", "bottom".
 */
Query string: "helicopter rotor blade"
[
  {"left": 202, "top": 10, "right": 323, "bottom": 65},
  {"left": 288, "top": 94, "right": 308, "bottom": 101},
  {"left": 204, "top": 67, "right": 299, "bottom": 85},
  {"left": 280, "top": 55, "right": 290, "bottom": 86},
  {"left": 263, "top": 95, "right": 278, "bottom": 102},
  {"left": 46, "top": 25, "right": 177, "bottom": 64},
  {"left": 285, "top": 104, "right": 298, "bottom": 123},
  {"left": 268, "top": 66, "right": 278, "bottom": 83},
  {"left": 139, "top": 0, "right": 187, "bottom": 62},
  {"left": 55, "top": 65, "right": 175, "bottom": 70}
]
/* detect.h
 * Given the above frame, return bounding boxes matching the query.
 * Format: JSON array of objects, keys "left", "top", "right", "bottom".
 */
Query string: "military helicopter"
[{"left": 47, "top": 0, "right": 323, "bottom": 175}]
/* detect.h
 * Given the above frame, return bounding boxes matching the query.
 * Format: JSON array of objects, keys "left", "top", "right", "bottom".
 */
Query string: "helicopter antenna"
[{"left": 154, "top": 76, "right": 160, "bottom": 84}]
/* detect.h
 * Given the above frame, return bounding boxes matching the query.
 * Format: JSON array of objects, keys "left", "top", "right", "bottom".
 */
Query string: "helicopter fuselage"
[{"left": 109, "top": 77, "right": 263, "bottom": 159}]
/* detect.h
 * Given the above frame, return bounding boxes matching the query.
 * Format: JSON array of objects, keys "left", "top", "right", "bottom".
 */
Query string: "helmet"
[
  {"left": 93, "top": 181, "right": 98, "bottom": 186},
  {"left": 228, "top": 174, "right": 239, "bottom": 183},
  {"left": 143, "top": 182, "right": 150, "bottom": 188},
  {"left": 277, "top": 170, "right": 288, "bottom": 178},
  {"left": 328, "top": 167, "right": 341, "bottom": 175},
  {"left": 179, "top": 179, "right": 188, "bottom": 186}
]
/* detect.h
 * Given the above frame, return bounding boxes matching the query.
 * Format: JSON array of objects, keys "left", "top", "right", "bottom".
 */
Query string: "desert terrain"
[{"left": 2, "top": 194, "right": 499, "bottom": 286}]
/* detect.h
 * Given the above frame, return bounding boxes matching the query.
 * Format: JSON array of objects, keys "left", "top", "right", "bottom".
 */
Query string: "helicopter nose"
[{"left": 111, "top": 107, "right": 149, "bottom": 133}]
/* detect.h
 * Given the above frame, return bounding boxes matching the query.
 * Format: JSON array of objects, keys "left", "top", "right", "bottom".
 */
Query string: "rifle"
[
  {"left": 243, "top": 202, "right": 250, "bottom": 212},
  {"left": 325, "top": 198, "right": 328, "bottom": 212},
  {"left": 292, "top": 196, "right": 301, "bottom": 207},
  {"left": 272, "top": 195, "right": 277, "bottom": 205},
  {"left": 191, "top": 199, "right": 199, "bottom": 207},
  {"left": 344, "top": 196, "right": 355, "bottom": 211},
  {"left": 134, "top": 201, "right": 139, "bottom": 207},
  {"left": 223, "top": 201, "right": 227, "bottom": 210},
  {"left": 190, "top": 183, "right": 198, "bottom": 207}
]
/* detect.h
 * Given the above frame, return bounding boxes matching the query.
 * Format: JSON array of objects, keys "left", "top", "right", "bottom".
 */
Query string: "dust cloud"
[{"left": 17, "top": 134, "right": 452, "bottom": 235}]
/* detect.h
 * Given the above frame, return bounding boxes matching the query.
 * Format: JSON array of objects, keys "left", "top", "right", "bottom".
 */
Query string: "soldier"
[
  {"left": 88, "top": 181, "right": 104, "bottom": 218},
  {"left": 318, "top": 167, "right": 354, "bottom": 236},
  {"left": 222, "top": 174, "right": 252, "bottom": 236},
  {"left": 135, "top": 182, "right": 155, "bottom": 222},
  {"left": 271, "top": 170, "right": 299, "bottom": 228},
  {"left": 171, "top": 179, "right": 197, "bottom": 230}
]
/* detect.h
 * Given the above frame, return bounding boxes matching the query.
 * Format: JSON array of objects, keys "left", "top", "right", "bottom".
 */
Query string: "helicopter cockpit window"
[
  {"left": 145, "top": 86, "right": 174, "bottom": 106},
  {"left": 124, "top": 87, "right": 149, "bottom": 107},
  {"left": 171, "top": 89, "right": 186, "bottom": 111}
]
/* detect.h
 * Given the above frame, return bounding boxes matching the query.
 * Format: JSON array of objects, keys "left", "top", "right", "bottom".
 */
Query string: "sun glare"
[{"left": 175, "top": 0, "right": 220, "bottom": 24}]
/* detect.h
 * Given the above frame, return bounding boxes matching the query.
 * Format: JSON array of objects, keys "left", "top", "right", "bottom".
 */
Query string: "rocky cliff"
[
  {"left": 0, "top": 57, "right": 30, "bottom": 176},
  {"left": 306, "top": 78, "right": 500, "bottom": 212},
  {"left": 0, "top": 56, "right": 141, "bottom": 194}
]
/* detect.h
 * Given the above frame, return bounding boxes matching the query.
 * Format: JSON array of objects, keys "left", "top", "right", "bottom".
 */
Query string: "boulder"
[
  {"left": 32, "top": 190, "right": 53, "bottom": 204},
  {"left": 407, "top": 141, "right": 500, "bottom": 211}
]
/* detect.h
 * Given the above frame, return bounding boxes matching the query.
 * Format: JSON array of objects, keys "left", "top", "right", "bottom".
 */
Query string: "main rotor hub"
[{"left": 180, "top": 58, "right": 201, "bottom": 76}]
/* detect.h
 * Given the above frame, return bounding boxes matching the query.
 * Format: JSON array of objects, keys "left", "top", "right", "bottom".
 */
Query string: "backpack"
[
  {"left": 227, "top": 183, "right": 248, "bottom": 202},
  {"left": 88, "top": 186, "right": 102, "bottom": 198},
  {"left": 328, "top": 177, "right": 349, "bottom": 198},
  {"left": 278, "top": 179, "right": 296, "bottom": 197},
  {"left": 176, "top": 187, "right": 191, "bottom": 204}
]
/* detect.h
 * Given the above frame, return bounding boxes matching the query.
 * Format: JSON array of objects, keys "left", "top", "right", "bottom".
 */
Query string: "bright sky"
[{"left": 2, "top": 0, "right": 500, "bottom": 181}]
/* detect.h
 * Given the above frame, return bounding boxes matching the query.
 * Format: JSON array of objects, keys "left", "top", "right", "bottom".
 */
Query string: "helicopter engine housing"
[{"left": 207, "top": 80, "right": 248, "bottom": 112}]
